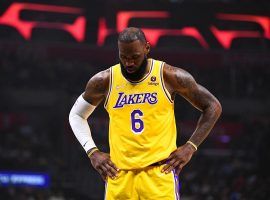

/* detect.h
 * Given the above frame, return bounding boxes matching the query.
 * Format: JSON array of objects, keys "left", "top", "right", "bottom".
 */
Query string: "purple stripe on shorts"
[
  {"left": 104, "top": 181, "right": 107, "bottom": 200},
  {"left": 173, "top": 169, "right": 180, "bottom": 200}
]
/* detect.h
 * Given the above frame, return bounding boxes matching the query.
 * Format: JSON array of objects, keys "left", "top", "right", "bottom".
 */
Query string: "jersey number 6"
[{"left": 131, "top": 109, "right": 144, "bottom": 134}]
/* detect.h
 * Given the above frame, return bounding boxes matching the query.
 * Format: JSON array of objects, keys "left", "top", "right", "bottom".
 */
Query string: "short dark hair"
[{"left": 118, "top": 27, "right": 146, "bottom": 43}]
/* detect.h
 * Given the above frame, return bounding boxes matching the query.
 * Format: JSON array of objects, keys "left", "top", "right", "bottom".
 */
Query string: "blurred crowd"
[
  {"left": 1, "top": 0, "right": 270, "bottom": 198},
  {"left": 1, "top": 43, "right": 269, "bottom": 99},
  {"left": 0, "top": 112, "right": 269, "bottom": 199},
  {"left": 0, "top": 42, "right": 269, "bottom": 200}
]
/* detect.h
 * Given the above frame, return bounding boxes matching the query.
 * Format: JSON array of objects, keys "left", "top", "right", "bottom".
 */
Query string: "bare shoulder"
[
  {"left": 83, "top": 68, "right": 110, "bottom": 106},
  {"left": 163, "top": 63, "right": 196, "bottom": 94},
  {"left": 163, "top": 63, "right": 221, "bottom": 111},
  {"left": 85, "top": 68, "right": 110, "bottom": 93}
]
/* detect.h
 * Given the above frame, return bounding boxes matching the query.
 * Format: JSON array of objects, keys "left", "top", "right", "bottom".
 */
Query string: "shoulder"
[
  {"left": 86, "top": 68, "right": 110, "bottom": 90},
  {"left": 163, "top": 63, "right": 196, "bottom": 93},
  {"left": 83, "top": 68, "right": 111, "bottom": 105},
  {"left": 163, "top": 63, "right": 194, "bottom": 82},
  {"left": 95, "top": 68, "right": 111, "bottom": 79}
]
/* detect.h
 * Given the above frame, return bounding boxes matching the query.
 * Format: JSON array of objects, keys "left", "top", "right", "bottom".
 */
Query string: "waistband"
[{"left": 148, "top": 159, "right": 167, "bottom": 167}]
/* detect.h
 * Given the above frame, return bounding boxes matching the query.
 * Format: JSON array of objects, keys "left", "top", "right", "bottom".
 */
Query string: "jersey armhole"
[
  {"left": 104, "top": 67, "right": 113, "bottom": 109},
  {"left": 160, "top": 62, "right": 174, "bottom": 103}
]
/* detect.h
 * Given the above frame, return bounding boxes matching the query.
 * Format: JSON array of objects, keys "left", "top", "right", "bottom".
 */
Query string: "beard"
[{"left": 120, "top": 57, "right": 148, "bottom": 82}]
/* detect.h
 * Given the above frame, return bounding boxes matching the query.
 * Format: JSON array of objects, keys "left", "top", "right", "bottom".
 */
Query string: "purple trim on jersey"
[
  {"left": 160, "top": 62, "right": 174, "bottom": 103},
  {"left": 104, "top": 67, "right": 113, "bottom": 108},
  {"left": 173, "top": 169, "right": 180, "bottom": 200},
  {"left": 104, "top": 181, "right": 107, "bottom": 200}
]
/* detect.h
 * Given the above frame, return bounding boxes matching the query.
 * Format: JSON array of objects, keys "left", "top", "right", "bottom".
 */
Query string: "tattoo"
[
  {"left": 191, "top": 85, "right": 211, "bottom": 110},
  {"left": 166, "top": 64, "right": 222, "bottom": 147},
  {"left": 175, "top": 71, "right": 194, "bottom": 90},
  {"left": 88, "top": 69, "right": 110, "bottom": 94},
  {"left": 167, "top": 64, "right": 177, "bottom": 73},
  {"left": 189, "top": 103, "right": 221, "bottom": 147},
  {"left": 84, "top": 69, "right": 110, "bottom": 105},
  {"left": 183, "top": 82, "right": 221, "bottom": 147},
  {"left": 91, "top": 74, "right": 107, "bottom": 93}
]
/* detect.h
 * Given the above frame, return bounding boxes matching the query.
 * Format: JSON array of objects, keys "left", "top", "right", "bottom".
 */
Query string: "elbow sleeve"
[{"left": 69, "top": 94, "right": 97, "bottom": 152}]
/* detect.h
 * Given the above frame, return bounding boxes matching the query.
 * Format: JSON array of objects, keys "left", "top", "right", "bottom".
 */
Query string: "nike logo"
[{"left": 83, "top": 141, "right": 88, "bottom": 147}]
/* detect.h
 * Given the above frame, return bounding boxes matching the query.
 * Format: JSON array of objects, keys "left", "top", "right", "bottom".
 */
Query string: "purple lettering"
[
  {"left": 142, "top": 93, "right": 151, "bottom": 103},
  {"left": 148, "top": 93, "right": 158, "bottom": 104},
  {"left": 113, "top": 92, "right": 158, "bottom": 108},
  {"left": 113, "top": 92, "right": 124, "bottom": 108},
  {"left": 127, "top": 94, "right": 136, "bottom": 104}
]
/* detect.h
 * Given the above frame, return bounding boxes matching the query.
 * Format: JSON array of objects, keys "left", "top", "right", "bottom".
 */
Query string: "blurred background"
[{"left": 0, "top": 0, "right": 269, "bottom": 199}]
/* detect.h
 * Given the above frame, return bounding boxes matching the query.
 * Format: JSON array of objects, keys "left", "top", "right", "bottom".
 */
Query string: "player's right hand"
[{"left": 89, "top": 150, "right": 120, "bottom": 181}]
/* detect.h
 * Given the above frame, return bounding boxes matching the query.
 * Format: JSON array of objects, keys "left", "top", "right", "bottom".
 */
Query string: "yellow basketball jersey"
[{"left": 104, "top": 58, "right": 177, "bottom": 170}]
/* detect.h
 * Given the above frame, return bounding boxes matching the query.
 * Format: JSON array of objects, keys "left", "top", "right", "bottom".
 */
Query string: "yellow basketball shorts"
[{"left": 104, "top": 165, "right": 180, "bottom": 200}]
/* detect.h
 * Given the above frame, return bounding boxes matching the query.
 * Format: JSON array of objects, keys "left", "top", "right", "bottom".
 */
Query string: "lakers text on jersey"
[{"left": 105, "top": 58, "right": 177, "bottom": 170}]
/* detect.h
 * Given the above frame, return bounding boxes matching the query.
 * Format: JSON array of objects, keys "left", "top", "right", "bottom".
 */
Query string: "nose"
[{"left": 125, "top": 59, "right": 135, "bottom": 67}]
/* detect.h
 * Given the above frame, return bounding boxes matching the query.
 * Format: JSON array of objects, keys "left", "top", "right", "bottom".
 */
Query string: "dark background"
[{"left": 0, "top": 0, "right": 269, "bottom": 199}]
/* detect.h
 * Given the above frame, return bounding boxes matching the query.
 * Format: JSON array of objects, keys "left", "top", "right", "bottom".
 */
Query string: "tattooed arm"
[
  {"left": 83, "top": 69, "right": 119, "bottom": 181},
  {"left": 83, "top": 69, "right": 110, "bottom": 105},
  {"left": 162, "top": 63, "right": 222, "bottom": 175}
]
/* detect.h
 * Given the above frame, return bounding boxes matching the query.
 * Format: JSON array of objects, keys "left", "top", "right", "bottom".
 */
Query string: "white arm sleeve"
[{"left": 69, "top": 94, "right": 97, "bottom": 153}]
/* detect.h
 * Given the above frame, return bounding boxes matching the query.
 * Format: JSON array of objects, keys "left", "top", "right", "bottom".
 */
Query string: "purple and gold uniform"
[{"left": 104, "top": 58, "right": 180, "bottom": 199}]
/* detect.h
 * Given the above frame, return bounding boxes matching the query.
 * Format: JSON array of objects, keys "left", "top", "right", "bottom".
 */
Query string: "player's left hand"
[{"left": 162, "top": 143, "right": 196, "bottom": 175}]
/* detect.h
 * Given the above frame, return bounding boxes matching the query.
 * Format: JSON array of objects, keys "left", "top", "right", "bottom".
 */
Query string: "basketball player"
[{"left": 69, "top": 27, "right": 222, "bottom": 199}]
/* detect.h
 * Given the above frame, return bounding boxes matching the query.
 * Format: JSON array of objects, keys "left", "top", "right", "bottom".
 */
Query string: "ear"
[{"left": 145, "top": 42, "right": 150, "bottom": 55}]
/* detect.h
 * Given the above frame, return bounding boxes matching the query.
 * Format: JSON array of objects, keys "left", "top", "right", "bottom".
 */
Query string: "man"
[{"left": 69, "top": 27, "right": 222, "bottom": 199}]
